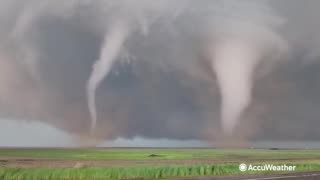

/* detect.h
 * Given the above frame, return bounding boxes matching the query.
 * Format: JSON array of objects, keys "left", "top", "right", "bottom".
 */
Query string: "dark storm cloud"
[{"left": 0, "top": 0, "right": 319, "bottom": 143}]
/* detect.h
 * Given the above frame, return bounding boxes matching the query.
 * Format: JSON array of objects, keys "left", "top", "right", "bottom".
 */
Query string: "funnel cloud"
[
  {"left": 211, "top": 41, "right": 261, "bottom": 134},
  {"left": 87, "top": 20, "right": 129, "bottom": 131}
]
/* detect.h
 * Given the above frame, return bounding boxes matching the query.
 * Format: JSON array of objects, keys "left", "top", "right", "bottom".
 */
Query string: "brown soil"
[
  {"left": 0, "top": 158, "right": 223, "bottom": 168},
  {"left": 0, "top": 157, "right": 315, "bottom": 168}
]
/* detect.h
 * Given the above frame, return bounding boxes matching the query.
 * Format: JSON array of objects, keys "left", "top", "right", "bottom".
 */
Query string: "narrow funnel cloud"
[
  {"left": 87, "top": 20, "right": 130, "bottom": 131},
  {"left": 211, "top": 40, "right": 260, "bottom": 135}
]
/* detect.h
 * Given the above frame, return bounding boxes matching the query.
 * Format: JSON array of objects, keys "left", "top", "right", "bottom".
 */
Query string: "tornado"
[
  {"left": 87, "top": 20, "right": 130, "bottom": 131},
  {"left": 211, "top": 40, "right": 261, "bottom": 135}
]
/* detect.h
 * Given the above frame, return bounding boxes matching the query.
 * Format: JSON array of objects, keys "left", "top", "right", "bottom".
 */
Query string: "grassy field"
[
  {"left": 1, "top": 148, "right": 320, "bottom": 160},
  {"left": 0, "top": 148, "right": 320, "bottom": 179}
]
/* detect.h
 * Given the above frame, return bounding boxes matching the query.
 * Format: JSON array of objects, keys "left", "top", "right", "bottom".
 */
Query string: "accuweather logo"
[
  {"left": 239, "top": 163, "right": 248, "bottom": 172},
  {"left": 239, "top": 163, "right": 296, "bottom": 172}
]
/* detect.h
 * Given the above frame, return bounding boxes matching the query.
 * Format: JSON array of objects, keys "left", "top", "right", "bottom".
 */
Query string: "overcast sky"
[
  {"left": 0, "top": 0, "right": 320, "bottom": 145},
  {"left": 0, "top": 119, "right": 211, "bottom": 147}
]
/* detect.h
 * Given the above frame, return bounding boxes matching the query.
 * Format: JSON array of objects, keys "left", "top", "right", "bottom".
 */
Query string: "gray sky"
[
  {"left": 0, "top": 119, "right": 73, "bottom": 147},
  {"left": 0, "top": 0, "right": 320, "bottom": 145},
  {"left": 0, "top": 119, "right": 210, "bottom": 147}
]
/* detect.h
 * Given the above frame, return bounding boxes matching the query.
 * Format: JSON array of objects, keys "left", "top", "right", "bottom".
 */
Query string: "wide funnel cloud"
[{"left": 0, "top": 0, "right": 319, "bottom": 144}]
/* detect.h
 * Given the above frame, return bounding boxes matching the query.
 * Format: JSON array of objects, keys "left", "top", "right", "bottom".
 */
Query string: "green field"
[{"left": 0, "top": 148, "right": 319, "bottom": 179}]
